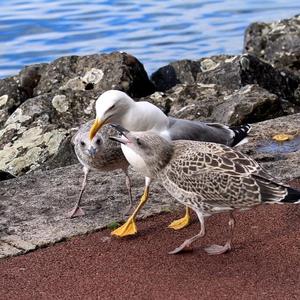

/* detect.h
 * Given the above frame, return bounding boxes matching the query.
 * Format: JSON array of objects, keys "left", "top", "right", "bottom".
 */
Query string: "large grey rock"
[
  {"left": 0, "top": 164, "right": 177, "bottom": 258},
  {"left": 0, "top": 170, "right": 15, "bottom": 181},
  {"left": 35, "top": 52, "right": 155, "bottom": 98},
  {"left": 146, "top": 83, "right": 283, "bottom": 125},
  {"left": 0, "top": 90, "right": 96, "bottom": 175},
  {"left": 244, "top": 15, "right": 300, "bottom": 78},
  {"left": 151, "top": 59, "right": 202, "bottom": 92},
  {"left": 211, "top": 84, "right": 283, "bottom": 125},
  {"left": 0, "top": 64, "right": 47, "bottom": 127},
  {"left": 151, "top": 54, "right": 300, "bottom": 109},
  {"left": 238, "top": 113, "right": 300, "bottom": 181}
]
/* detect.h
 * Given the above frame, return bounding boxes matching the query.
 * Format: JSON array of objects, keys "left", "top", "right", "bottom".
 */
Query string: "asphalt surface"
[{"left": 0, "top": 202, "right": 299, "bottom": 300}]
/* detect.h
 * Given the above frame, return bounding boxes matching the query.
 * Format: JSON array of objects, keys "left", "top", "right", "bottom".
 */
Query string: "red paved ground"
[{"left": 0, "top": 201, "right": 300, "bottom": 300}]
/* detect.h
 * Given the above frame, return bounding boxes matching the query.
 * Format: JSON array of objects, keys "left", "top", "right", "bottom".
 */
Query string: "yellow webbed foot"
[
  {"left": 168, "top": 207, "right": 191, "bottom": 230},
  {"left": 111, "top": 218, "right": 137, "bottom": 237}
]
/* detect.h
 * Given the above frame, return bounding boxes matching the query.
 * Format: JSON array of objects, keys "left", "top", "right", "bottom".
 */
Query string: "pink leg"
[
  {"left": 66, "top": 167, "right": 89, "bottom": 218},
  {"left": 205, "top": 212, "right": 235, "bottom": 255},
  {"left": 169, "top": 210, "right": 205, "bottom": 254},
  {"left": 122, "top": 168, "right": 133, "bottom": 216}
]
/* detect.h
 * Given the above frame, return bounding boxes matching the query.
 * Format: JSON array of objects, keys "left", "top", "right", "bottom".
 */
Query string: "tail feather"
[
  {"left": 281, "top": 187, "right": 300, "bottom": 204},
  {"left": 254, "top": 175, "right": 300, "bottom": 204},
  {"left": 229, "top": 124, "right": 252, "bottom": 147}
]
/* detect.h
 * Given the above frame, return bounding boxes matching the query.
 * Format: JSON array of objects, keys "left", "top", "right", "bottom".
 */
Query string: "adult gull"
[{"left": 89, "top": 90, "right": 251, "bottom": 237}]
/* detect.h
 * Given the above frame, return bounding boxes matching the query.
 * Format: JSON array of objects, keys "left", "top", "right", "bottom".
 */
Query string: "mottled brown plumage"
[{"left": 110, "top": 129, "right": 300, "bottom": 255}]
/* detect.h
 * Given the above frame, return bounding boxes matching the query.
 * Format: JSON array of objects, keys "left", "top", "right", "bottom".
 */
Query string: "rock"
[
  {"left": 0, "top": 78, "right": 26, "bottom": 127},
  {"left": 151, "top": 59, "right": 202, "bottom": 92},
  {"left": 211, "top": 85, "right": 283, "bottom": 125},
  {"left": 35, "top": 52, "right": 155, "bottom": 98},
  {"left": 239, "top": 54, "right": 300, "bottom": 107},
  {"left": 244, "top": 15, "right": 300, "bottom": 78},
  {"left": 237, "top": 113, "right": 300, "bottom": 182},
  {"left": 19, "top": 64, "right": 47, "bottom": 98},
  {"left": 0, "top": 170, "right": 15, "bottom": 181},
  {"left": 0, "top": 64, "right": 47, "bottom": 127},
  {"left": 150, "top": 54, "right": 300, "bottom": 109},
  {"left": 146, "top": 83, "right": 283, "bottom": 125},
  {"left": 0, "top": 164, "right": 177, "bottom": 258},
  {"left": 0, "top": 90, "right": 97, "bottom": 176}
]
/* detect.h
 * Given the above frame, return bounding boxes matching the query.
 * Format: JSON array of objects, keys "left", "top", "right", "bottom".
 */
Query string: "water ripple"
[{"left": 0, "top": 0, "right": 299, "bottom": 78}]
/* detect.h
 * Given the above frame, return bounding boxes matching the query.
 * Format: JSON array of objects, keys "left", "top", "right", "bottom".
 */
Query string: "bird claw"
[
  {"left": 66, "top": 206, "right": 85, "bottom": 218},
  {"left": 204, "top": 242, "right": 231, "bottom": 255}
]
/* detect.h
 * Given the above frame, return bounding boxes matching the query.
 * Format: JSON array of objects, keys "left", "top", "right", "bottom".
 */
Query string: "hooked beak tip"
[{"left": 89, "top": 118, "right": 104, "bottom": 140}]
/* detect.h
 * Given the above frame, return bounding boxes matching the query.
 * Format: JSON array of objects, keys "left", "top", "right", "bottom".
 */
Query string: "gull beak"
[
  {"left": 110, "top": 124, "right": 129, "bottom": 136},
  {"left": 89, "top": 118, "right": 105, "bottom": 140},
  {"left": 88, "top": 146, "right": 97, "bottom": 158},
  {"left": 109, "top": 135, "right": 129, "bottom": 145},
  {"left": 109, "top": 124, "right": 130, "bottom": 145}
]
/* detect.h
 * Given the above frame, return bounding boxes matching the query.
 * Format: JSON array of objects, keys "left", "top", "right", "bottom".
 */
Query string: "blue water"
[{"left": 0, "top": 0, "right": 299, "bottom": 78}]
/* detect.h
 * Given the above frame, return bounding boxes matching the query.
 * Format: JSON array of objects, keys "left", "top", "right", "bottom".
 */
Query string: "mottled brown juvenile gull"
[
  {"left": 110, "top": 127, "right": 300, "bottom": 255},
  {"left": 89, "top": 90, "right": 251, "bottom": 237},
  {"left": 67, "top": 120, "right": 132, "bottom": 218}
]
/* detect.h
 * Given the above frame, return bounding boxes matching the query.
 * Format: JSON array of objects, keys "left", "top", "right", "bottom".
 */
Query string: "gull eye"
[
  {"left": 95, "top": 138, "right": 101, "bottom": 145},
  {"left": 80, "top": 141, "right": 86, "bottom": 146},
  {"left": 136, "top": 138, "right": 142, "bottom": 146}
]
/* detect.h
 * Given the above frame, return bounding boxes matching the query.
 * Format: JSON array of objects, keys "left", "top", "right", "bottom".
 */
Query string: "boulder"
[
  {"left": 151, "top": 59, "right": 202, "bottom": 92},
  {"left": 35, "top": 52, "right": 155, "bottom": 98},
  {"left": 0, "top": 170, "right": 15, "bottom": 181},
  {"left": 146, "top": 83, "right": 283, "bottom": 125},
  {"left": 211, "top": 85, "right": 283, "bottom": 125},
  {"left": 237, "top": 113, "right": 300, "bottom": 182},
  {"left": 150, "top": 54, "right": 300, "bottom": 109},
  {"left": 0, "top": 164, "right": 177, "bottom": 257},
  {"left": 244, "top": 15, "right": 300, "bottom": 78},
  {"left": 0, "top": 90, "right": 96, "bottom": 176},
  {"left": 0, "top": 64, "right": 47, "bottom": 127}
]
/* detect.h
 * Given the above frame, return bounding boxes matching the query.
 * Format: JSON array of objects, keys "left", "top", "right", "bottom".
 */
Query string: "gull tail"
[
  {"left": 229, "top": 124, "right": 252, "bottom": 147},
  {"left": 281, "top": 187, "right": 300, "bottom": 204},
  {"left": 255, "top": 175, "right": 300, "bottom": 204}
]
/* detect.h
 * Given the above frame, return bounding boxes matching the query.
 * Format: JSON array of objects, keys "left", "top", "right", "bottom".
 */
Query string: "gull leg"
[
  {"left": 66, "top": 166, "right": 89, "bottom": 218},
  {"left": 121, "top": 167, "right": 133, "bottom": 216},
  {"left": 169, "top": 210, "right": 205, "bottom": 254},
  {"left": 205, "top": 211, "right": 235, "bottom": 255},
  {"left": 112, "top": 177, "right": 151, "bottom": 237},
  {"left": 168, "top": 206, "right": 191, "bottom": 230}
]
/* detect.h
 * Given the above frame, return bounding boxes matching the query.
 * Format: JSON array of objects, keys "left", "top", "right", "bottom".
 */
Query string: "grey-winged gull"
[
  {"left": 67, "top": 120, "right": 132, "bottom": 218},
  {"left": 110, "top": 127, "right": 300, "bottom": 255},
  {"left": 89, "top": 90, "right": 251, "bottom": 237}
]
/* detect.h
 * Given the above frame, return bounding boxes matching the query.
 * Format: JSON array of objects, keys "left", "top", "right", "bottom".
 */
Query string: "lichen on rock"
[{"left": 52, "top": 95, "right": 69, "bottom": 112}]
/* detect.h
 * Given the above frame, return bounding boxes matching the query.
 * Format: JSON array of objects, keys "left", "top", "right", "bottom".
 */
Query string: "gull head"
[
  {"left": 74, "top": 129, "right": 104, "bottom": 158},
  {"left": 109, "top": 125, "right": 173, "bottom": 177},
  {"left": 89, "top": 90, "right": 133, "bottom": 140}
]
